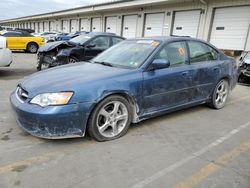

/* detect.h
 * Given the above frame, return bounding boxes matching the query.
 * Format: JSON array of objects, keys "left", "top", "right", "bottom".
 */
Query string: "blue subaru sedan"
[{"left": 10, "top": 37, "right": 238, "bottom": 141}]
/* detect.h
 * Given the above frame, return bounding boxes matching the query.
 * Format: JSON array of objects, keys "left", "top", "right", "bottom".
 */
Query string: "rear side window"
[
  {"left": 155, "top": 41, "right": 188, "bottom": 67},
  {"left": 112, "top": 37, "right": 123, "bottom": 45},
  {"left": 188, "top": 41, "right": 218, "bottom": 63}
]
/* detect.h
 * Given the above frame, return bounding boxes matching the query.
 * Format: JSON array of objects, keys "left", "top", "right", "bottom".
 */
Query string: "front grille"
[{"left": 16, "top": 86, "right": 29, "bottom": 103}]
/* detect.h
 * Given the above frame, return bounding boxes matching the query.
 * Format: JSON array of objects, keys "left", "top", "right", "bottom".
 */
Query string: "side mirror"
[
  {"left": 239, "top": 57, "right": 243, "bottom": 61},
  {"left": 150, "top": 59, "right": 170, "bottom": 71},
  {"left": 86, "top": 44, "right": 96, "bottom": 48}
]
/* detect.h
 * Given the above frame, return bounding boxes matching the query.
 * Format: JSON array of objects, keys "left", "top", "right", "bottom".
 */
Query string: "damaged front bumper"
[
  {"left": 10, "top": 91, "right": 93, "bottom": 139},
  {"left": 38, "top": 53, "right": 69, "bottom": 67},
  {"left": 238, "top": 64, "right": 250, "bottom": 78}
]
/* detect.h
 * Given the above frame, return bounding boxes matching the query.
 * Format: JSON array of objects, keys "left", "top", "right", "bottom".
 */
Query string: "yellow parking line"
[{"left": 172, "top": 139, "right": 250, "bottom": 188}]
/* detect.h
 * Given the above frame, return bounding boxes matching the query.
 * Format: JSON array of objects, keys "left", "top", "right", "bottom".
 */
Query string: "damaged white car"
[{"left": 0, "top": 36, "right": 12, "bottom": 67}]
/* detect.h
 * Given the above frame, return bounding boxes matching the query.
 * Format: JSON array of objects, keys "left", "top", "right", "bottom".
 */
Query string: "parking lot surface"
[{"left": 0, "top": 53, "right": 250, "bottom": 188}]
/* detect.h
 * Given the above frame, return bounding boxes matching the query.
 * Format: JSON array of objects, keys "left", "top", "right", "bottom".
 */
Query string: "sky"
[{"left": 0, "top": 0, "right": 115, "bottom": 20}]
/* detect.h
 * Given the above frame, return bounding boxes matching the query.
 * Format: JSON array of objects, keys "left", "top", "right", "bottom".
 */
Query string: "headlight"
[{"left": 30, "top": 92, "right": 73, "bottom": 107}]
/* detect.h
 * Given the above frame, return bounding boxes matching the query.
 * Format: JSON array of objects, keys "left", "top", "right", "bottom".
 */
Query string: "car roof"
[
  {"left": 128, "top": 36, "right": 217, "bottom": 48},
  {"left": 87, "top": 32, "right": 119, "bottom": 37}
]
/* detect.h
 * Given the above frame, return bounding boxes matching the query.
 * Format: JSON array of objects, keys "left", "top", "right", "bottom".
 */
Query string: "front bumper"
[{"left": 10, "top": 91, "right": 94, "bottom": 139}]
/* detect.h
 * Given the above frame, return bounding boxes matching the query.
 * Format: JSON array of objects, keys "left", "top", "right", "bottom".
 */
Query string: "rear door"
[
  {"left": 187, "top": 40, "right": 220, "bottom": 100},
  {"left": 84, "top": 36, "right": 111, "bottom": 60},
  {"left": 142, "top": 41, "right": 195, "bottom": 112}
]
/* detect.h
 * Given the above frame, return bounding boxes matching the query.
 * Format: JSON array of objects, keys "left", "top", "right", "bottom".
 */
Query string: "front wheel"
[
  {"left": 209, "top": 79, "right": 229, "bottom": 109},
  {"left": 87, "top": 95, "right": 132, "bottom": 141}
]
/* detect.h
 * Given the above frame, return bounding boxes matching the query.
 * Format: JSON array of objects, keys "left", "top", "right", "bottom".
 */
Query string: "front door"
[
  {"left": 142, "top": 41, "right": 194, "bottom": 113},
  {"left": 84, "top": 36, "right": 110, "bottom": 60}
]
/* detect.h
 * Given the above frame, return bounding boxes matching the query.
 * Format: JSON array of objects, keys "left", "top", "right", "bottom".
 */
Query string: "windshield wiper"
[{"left": 93, "top": 61, "right": 113, "bottom": 67}]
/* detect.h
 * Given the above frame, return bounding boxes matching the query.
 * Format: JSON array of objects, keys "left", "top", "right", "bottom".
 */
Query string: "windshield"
[
  {"left": 92, "top": 40, "right": 160, "bottom": 68},
  {"left": 69, "top": 35, "right": 91, "bottom": 44}
]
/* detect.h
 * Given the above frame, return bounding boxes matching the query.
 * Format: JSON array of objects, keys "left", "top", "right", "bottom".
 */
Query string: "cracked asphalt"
[{"left": 0, "top": 52, "right": 249, "bottom": 188}]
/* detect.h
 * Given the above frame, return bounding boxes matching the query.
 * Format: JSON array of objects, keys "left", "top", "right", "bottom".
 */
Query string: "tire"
[
  {"left": 87, "top": 95, "right": 132, "bottom": 142},
  {"left": 27, "top": 43, "right": 38, "bottom": 53},
  {"left": 208, "top": 79, "right": 229, "bottom": 109},
  {"left": 68, "top": 57, "right": 78, "bottom": 64}
]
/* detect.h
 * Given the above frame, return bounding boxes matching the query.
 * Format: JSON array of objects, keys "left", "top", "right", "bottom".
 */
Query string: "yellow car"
[{"left": 1, "top": 31, "right": 44, "bottom": 53}]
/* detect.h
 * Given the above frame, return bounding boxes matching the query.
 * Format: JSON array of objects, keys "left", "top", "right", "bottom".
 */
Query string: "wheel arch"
[
  {"left": 26, "top": 41, "right": 39, "bottom": 50},
  {"left": 87, "top": 91, "right": 140, "bottom": 127}
]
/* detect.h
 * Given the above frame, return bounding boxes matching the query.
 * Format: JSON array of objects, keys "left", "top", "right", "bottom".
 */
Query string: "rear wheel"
[
  {"left": 87, "top": 95, "right": 132, "bottom": 141},
  {"left": 209, "top": 79, "right": 229, "bottom": 109},
  {"left": 27, "top": 43, "right": 38, "bottom": 53}
]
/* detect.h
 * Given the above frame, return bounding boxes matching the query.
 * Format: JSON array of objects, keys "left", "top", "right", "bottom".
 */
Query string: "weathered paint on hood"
[
  {"left": 21, "top": 62, "right": 131, "bottom": 98},
  {"left": 38, "top": 41, "right": 70, "bottom": 52}
]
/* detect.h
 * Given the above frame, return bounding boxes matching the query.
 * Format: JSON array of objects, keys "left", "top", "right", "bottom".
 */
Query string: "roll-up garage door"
[
  {"left": 122, "top": 15, "right": 138, "bottom": 38},
  {"left": 210, "top": 6, "right": 250, "bottom": 51},
  {"left": 91, "top": 18, "right": 101, "bottom": 32},
  {"left": 62, "top": 20, "right": 69, "bottom": 33},
  {"left": 49, "top": 21, "right": 55, "bottom": 32},
  {"left": 80, "top": 18, "right": 90, "bottom": 31},
  {"left": 105, "top": 16, "right": 117, "bottom": 34},
  {"left": 35, "top": 23, "right": 39, "bottom": 33},
  {"left": 44, "top": 22, "right": 49, "bottom": 32},
  {"left": 144, "top": 13, "right": 165, "bottom": 37},
  {"left": 172, "top": 10, "right": 201, "bottom": 38},
  {"left": 71, "top": 19, "right": 78, "bottom": 32},
  {"left": 39, "top": 22, "right": 44, "bottom": 32}
]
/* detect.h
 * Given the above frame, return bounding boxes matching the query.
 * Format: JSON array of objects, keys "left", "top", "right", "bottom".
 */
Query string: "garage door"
[
  {"left": 44, "top": 22, "right": 49, "bottom": 32},
  {"left": 35, "top": 23, "right": 39, "bottom": 33},
  {"left": 39, "top": 22, "right": 44, "bottom": 32},
  {"left": 144, "top": 13, "right": 165, "bottom": 37},
  {"left": 80, "top": 18, "right": 90, "bottom": 31},
  {"left": 92, "top": 17, "right": 101, "bottom": 32},
  {"left": 105, "top": 16, "right": 117, "bottom": 34},
  {"left": 122, "top": 15, "right": 138, "bottom": 38},
  {"left": 172, "top": 10, "right": 201, "bottom": 38},
  {"left": 62, "top": 20, "right": 69, "bottom": 33},
  {"left": 210, "top": 6, "right": 250, "bottom": 51},
  {"left": 49, "top": 21, "right": 56, "bottom": 32},
  {"left": 71, "top": 19, "right": 78, "bottom": 32}
]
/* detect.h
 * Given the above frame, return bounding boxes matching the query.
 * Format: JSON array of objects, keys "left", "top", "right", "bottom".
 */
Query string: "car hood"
[
  {"left": 38, "top": 41, "right": 76, "bottom": 52},
  {"left": 20, "top": 62, "right": 131, "bottom": 98}
]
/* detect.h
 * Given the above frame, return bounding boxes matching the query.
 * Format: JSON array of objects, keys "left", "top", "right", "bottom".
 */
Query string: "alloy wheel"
[
  {"left": 96, "top": 101, "right": 128, "bottom": 138},
  {"left": 215, "top": 80, "right": 229, "bottom": 108}
]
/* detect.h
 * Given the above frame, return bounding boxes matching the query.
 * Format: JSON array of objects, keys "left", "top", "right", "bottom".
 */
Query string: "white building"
[{"left": 1, "top": 0, "right": 250, "bottom": 51}]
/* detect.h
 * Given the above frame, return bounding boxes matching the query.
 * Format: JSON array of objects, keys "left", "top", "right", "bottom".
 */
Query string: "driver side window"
[
  {"left": 155, "top": 41, "right": 188, "bottom": 67},
  {"left": 89, "top": 36, "right": 110, "bottom": 49}
]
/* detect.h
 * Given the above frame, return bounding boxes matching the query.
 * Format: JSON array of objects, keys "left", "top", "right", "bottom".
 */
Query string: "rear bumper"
[{"left": 10, "top": 91, "right": 94, "bottom": 139}]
